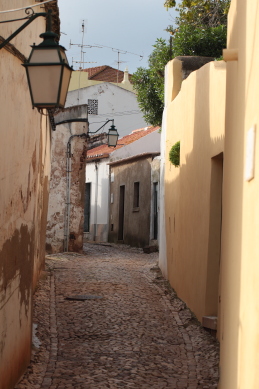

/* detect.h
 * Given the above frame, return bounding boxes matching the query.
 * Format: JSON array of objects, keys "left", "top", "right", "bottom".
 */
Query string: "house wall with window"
[
  {"left": 109, "top": 153, "right": 159, "bottom": 248},
  {"left": 65, "top": 82, "right": 148, "bottom": 137},
  {"left": 84, "top": 127, "right": 160, "bottom": 243},
  {"left": 0, "top": 1, "right": 55, "bottom": 387}
]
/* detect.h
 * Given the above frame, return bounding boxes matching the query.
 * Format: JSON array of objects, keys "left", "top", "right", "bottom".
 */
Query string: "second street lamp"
[{"left": 107, "top": 124, "right": 119, "bottom": 147}]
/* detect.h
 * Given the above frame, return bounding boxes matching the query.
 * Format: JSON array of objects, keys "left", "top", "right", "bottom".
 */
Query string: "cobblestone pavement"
[{"left": 15, "top": 243, "right": 219, "bottom": 389}]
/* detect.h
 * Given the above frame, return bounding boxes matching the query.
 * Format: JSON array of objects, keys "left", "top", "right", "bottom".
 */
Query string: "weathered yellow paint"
[
  {"left": 219, "top": 1, "right": 259, "bottom": 388},
  {"left": 163, "top": 1, "right": 259, "bottom": 387},
  {"left": 163, "top": 59, "right": 226, "bottom": 323},
  {"left": 69, "top": 70, "right": 134, "bottom": 92}
]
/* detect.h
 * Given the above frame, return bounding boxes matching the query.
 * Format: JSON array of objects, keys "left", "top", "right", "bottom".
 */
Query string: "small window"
[
  {"left": 133, "top": 182, "right": 140, "bottom": 209},
  {"left": 88, "top": 99, "right": 98, "bottom": 115}
]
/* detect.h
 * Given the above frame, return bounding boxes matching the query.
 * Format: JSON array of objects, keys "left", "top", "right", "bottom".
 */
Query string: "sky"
[{"left": 58, "top": 0, "right": 178, "bottom": 74}]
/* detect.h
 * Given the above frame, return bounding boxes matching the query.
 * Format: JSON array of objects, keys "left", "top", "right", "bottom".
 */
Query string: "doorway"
[
  {"left": 205, "top": 153, "right": 223, "bottom": 316},
  {"left": 84, "top": 183, "right": 91, "bottom": 232},
  {"left": 118, "top": 185, "right": 125, "bottom": 241},
  {"left": 153, "top": 182, "right": 158, "bottom": 240}
]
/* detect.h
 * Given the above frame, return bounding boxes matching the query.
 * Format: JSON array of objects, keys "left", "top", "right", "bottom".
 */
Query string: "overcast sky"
[{"left": 58, "top": 0, "right": 178, "bottom": 74}]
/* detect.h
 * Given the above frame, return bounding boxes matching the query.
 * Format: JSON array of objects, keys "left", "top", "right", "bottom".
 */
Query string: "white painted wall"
[
  {"left": 158, "top": 64, "right": 169, "bottom": 279},
  {"left": 110, "top": 129, "right": 161, "bottom": 162},
  {"left": 65, "top": 82, "right": 148, "bottom": 137},
  {"left": 85, "top": 158, "right": 110, "bottom": 242}
]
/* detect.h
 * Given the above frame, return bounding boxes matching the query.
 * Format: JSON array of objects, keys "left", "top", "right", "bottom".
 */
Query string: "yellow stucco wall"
[
  {"left": 164, "top": 1, "right": 259, "bottom": 387},
  {"left": 164, "top": 59, "right": 226, "bottom": 322},
  {"left": 219, "top": 1, "right": 259, "bottom": 388},
  {"left": 69, "top": 71, "right": 134, "bottom": 92}
]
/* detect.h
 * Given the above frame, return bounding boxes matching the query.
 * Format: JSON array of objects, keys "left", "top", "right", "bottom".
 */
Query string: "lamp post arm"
[
  {"left": 55, "top": 118, "right": 89, "bottom": 126},
  {"left": 88, "top": 119, "right": 114, "bottom": 134},
  {"left": 0, "top": 10, "right": 48, "bottom": 50}
]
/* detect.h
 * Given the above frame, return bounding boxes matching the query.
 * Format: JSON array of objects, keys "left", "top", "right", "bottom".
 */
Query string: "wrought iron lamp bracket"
[
  {"left": 88, "top": 119, "right": 114, "bottom": 135},
  {"left": 0, "top": 8, "right": 52, "bottom": 50}
]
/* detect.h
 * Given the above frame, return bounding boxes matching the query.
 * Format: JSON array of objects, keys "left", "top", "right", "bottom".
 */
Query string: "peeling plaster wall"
[
  {"left": 0, "top": 2, "right": 52, "bottom": 388},
  {"left": 46, "top": 105, "right": 88, "bottom": 253}
]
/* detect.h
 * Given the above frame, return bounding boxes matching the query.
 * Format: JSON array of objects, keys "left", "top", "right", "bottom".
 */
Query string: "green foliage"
[
  {"left": 167, "top": 0, "right": 230, "bottom": 59},
  {"left": 169, "top": 141, "right": 180, "bottom": 167},
  {"left": 132, "top": 39, "right": 171, "bottom": 126},
  {"left": 174, "top": 0, "right": 230, "bottom": 28},
  {"left": 133, "top": 0, "right": 231, "bottom": 126},
  {"left": 164, "top": 0, "right": 176, "bottom": 10},
  {"left": 172, "top": 24, "right": 227, "bottom": 58},
  {"left": 132, "top": 68, "right": 164, "bottom": 126}
]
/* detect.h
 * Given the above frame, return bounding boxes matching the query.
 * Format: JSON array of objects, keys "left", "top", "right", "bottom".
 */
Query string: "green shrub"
[
  {"left": 169, "top": 141, "right": 180, "bottom": 167},
  {"left": 172, "top": 24, "right": 227, "bottom": 58}
]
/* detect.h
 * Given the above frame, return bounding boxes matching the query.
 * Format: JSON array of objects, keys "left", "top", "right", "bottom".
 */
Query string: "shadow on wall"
[{"left": 165, "top": 62, "right": 226, "bottom": 327}]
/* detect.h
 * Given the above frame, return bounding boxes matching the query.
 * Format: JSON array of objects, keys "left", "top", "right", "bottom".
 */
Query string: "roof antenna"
[{"left": 69, "top": 20, "right": 101, "bottom": 102}]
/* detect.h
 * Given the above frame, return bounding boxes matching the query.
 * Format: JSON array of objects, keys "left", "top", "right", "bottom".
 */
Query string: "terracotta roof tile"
[
  {"left": 86, "top": 126, "right": 160, "bottom": 161},
  {"left": 78, "top": 65, "right": 132, "bottom": 83}
]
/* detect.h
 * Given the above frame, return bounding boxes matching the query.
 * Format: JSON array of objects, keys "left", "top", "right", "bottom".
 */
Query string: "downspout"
[
  {"left": 64, "top": 133, "right": 87, "bottom": 251},
  {"left": 94, "top": 161, "right": 99, "bottom": 241}
]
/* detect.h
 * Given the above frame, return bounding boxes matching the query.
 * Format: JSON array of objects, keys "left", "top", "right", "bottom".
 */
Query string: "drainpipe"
[
  {"left": 94, "top": 161, "right": 99, "bottom": 241},
  {"left": 64, "top": 133, "right": 87, "bottom": 251}
]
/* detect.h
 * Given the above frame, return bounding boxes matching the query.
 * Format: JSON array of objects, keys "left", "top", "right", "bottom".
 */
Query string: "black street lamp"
[
  {"left": 0, "top": 8, "right": 72, "bottom": 110},
  {"left": 23, "top": 30, "right": 72, "bottom": 109}
]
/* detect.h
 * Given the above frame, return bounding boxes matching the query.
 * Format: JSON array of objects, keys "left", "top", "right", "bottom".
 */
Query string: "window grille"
[{"left": 88, "top": 99, "right": 98, "bottom": 115}]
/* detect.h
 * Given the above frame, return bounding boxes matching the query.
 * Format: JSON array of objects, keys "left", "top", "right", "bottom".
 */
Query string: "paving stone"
[{"left": 15, "top": 242, "right": 219, "bottom": 389}]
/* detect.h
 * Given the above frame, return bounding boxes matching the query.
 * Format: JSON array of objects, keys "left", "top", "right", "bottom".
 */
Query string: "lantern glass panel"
[
  {"left": 27, "top": 65, "right": 62, "bottom": 106},
  {"left": 108, "top": 132, "right": 119, "bottom": 147},
  {"left": 60, "top": 49, "right": 69, "bottom": 64},
  {"left": 59, "top": 66, "right": 72, "bottom": 106},
  {"left": 30, "top": 48, "right": 60, "bottom": 63}
]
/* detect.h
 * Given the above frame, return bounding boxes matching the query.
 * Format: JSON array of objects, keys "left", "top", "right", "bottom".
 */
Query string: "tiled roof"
[
  {"left": 79, "top": 65, "right": 132, "bottom": 84},
  {"left": 86, "top": 126, "right": 160, "bottom": 161},
  {"left": 108, "top": 152, "right": 160, "bottom": 166}
]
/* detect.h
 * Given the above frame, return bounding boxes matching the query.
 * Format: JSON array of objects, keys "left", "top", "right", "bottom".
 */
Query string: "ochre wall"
[
  {"left": 69, "top": 71, "right": 134, "bottom": 93},
  {"left": 164, "top": 59, "right": 226, "bottom": 322},
  {"left": 219, "top": 1, "right": 259, "bottom": 388},
  {"left": 0, "top": 2, "right": 51, "bottom": 388}
]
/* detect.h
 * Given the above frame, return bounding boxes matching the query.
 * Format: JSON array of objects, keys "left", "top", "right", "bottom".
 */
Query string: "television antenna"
[
  {"left": 69, "top": 20, "right": 102, "bottom": 101},
  {"left": 94, "top": 43, "right": 143, "bottom": 83}
]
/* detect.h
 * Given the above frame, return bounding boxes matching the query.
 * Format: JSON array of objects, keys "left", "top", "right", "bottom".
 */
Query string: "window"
[
  {"left": 88, "top": 99, "right": 98, "bottom": 115},
  {"left": 133, "top": 182, "right": 140, "bottom": 209}
]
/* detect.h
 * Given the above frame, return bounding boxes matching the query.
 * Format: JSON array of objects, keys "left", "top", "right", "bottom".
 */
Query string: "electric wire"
[
  {"left": 0, "top": 0, "right": 56, "bottom": 14},
  {"left": 88, "top": 110, "right": 141, "bottom": 119}
]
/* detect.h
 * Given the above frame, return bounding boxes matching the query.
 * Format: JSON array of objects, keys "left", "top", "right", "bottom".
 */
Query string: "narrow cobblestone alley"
[{"left": 15, "top": 243, "right": 219, "bottom": 389}]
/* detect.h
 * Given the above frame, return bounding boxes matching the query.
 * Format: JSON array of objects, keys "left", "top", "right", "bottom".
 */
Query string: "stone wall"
[{"left": 46, "top": 105, "right": 88, "bottom": 253}]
